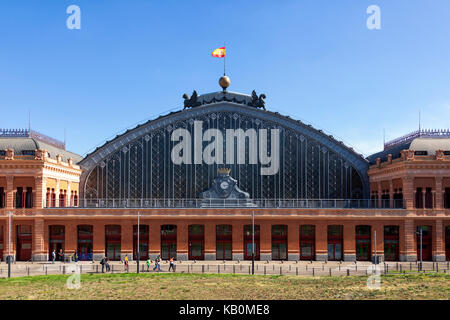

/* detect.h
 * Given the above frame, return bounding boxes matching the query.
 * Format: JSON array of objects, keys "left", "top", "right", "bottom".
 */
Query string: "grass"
[{"left": 0, "top": 272, "right": 448, "bottom": 300}]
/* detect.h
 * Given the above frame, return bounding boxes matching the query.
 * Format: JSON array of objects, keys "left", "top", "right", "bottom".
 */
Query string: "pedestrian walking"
[
  {"left": 52, "top": 250, "right": 56, "bottom": 264},
  {"left": 168, "top": 257, "right": 175, "bottom": 272},
  {"left": 124, "top": 254, "right": 129, "bottom": 271},
  {"left": 146, "top": 258, "right": 150, "bottom": 272},
  {"left": 73, "top": 250, "right": 78, "bottom": 262},
  {"left": 106, "top": 257, "right": 111, "bottom": 272}
]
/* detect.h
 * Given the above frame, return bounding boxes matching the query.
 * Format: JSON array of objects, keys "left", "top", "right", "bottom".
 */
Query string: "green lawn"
[{"left": 0, "top": 272, "right": 448, "bottom": 300}]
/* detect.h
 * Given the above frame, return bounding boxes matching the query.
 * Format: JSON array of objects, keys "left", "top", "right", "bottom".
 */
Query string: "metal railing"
[{"left": 51, "top": 198, "right": 406, "bottom": 209}]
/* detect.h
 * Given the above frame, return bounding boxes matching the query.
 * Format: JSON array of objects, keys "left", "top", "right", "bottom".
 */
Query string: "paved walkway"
[{"left": 0, "top": 260, "right": 448, "bottom": 278}]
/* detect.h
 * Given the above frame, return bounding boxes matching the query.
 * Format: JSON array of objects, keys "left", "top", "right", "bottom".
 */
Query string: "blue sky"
[{"left": 1, "top": 0, "right": 449, "bottom": 157}]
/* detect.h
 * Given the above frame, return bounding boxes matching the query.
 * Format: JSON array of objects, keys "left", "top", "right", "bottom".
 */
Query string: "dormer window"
[
  {"left": 22, "top": 150, "right": 35, "bottom": 156},
  {"left": 414, "top": 151, "right": 427, "bottom": 155}
]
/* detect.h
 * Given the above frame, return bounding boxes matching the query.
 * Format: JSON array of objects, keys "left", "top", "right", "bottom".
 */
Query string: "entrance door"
[
  {"left": 384, "top": 225, "right": 399, "bottom": 261},
  {"left": 16, "top": 225, "right": 32, "bottom": 261},
  {"left": 355, "top": 225, "right": 371, "bottom": 261},
  {"left": 105, "top": 225, "right": 121, "bottom": 261},
  {"left": 133, "top": 225, "right": 149, "bottom": 260},
  {"left": 161, "top": 225, "right": 177, "bottom": 260},
  {"left": 244, "top": 225, "right": 260, "bottom": 260},
  {"left": 188, "top": 225, "right": 204, "bottom": 260},
  {"left": 417, "top": 226, "right": 432, "bottom": 261},
  {"left": 446, "top": 226, "right": 450, "bottom": 261},
  {"left": 300, "top": 225, "right": 315, "bottom": 260},
  {"left": 327, "top": 225, "right": 343, "bottom": 261},
  {"left": 216, "top": 225, "right": 232, "bottom": 260},
  {"left": 49, "top": 225, "right": 65, "bottom": 261},
  {"left": 272, "top": 225, "right": 287, "bottom": 260},
  {"left": 77, "top": 225, "right": 93, "bottom": 261}
]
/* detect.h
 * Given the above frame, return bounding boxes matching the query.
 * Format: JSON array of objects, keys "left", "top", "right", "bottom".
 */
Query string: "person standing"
[
  {"left": 100, "top": 256, "right": 106, "bottom": 273},
  {"left": 52, "top": 250, "right": 56, "bottom": 264},
  {"left": 58, "top": 249, "right": 64, "bottom": 262},
  {"left": 146, "top": 258, "right": 150, "bottom": 272}
]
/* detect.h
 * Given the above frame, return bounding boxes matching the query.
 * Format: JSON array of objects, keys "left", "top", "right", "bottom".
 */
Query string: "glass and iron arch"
[{"left": 80, "top": 95, "right": 369, "bottom": 203}]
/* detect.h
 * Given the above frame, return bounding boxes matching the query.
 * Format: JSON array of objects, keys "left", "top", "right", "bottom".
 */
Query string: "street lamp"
[
  {"left": 137, "top": 211, "right": 140, "bottom": 274},
  {"left": 7, "top": 211, "right": 12, "bottom": 278},
  {"left": 416, "top": 227, "right": 423, "bottom": 271},
  {"left": 251, "top": 211, "right": 255, "bottom": 275}
]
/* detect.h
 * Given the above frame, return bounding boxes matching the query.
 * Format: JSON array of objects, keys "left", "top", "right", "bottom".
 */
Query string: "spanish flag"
[{"left": 212, "top": 47, "right": 226, "bottom": 58}]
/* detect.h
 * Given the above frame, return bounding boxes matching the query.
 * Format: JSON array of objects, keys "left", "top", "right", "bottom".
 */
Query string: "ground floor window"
[
  {"left": 446, "top": 226, "right": 450, "bottom": 261},
  {"left": 161, "top": 225, "right": 176, "bottom": 260},
  {"left": 244, "top": 225, "right": 259, "bottom": 260},
  {"left": 384, "top": 225, "right": 399, "bottom": 261},
  {"left": 77, "top": 225, "right": 93, "bottom": 261},
  {"left": 327, "top": 225, "right": 343, "bottom": 261},
  {"left": 355, "top": 225, "right": 371, "bottom": 261},
  {"left": 16, "top": 225, "right": 32, "bottom": 261},
  {"left": 105, "top": 225, "right": 121, "bottom": 261},
  {"left": 49, "top": 225, "right": 65, "bottom": 261},
  {"left": 299, "top": 225, "right": 315, "bottom": 260},
  {"left": 216, "top": 225, "right": 232, "bottom": 260},
  {"left": 0, "top": 226, "right": 3, "bottom": 260},
  {"left": 272, "top": 225, "right": 287, "bottom": 260},
  {"left": 133, "top": 225, "right": 149, "bottom": 260},
  {"left": 188, "top": 224, "right": 204, "bottom": 260},
  {"left": 417, "top": 225, "right": 432, "bottom": 261}
]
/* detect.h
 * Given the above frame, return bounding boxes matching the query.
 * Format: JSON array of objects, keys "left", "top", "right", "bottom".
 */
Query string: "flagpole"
[{"left": 224, "top": 42, "right": 226, "bottom": 75}]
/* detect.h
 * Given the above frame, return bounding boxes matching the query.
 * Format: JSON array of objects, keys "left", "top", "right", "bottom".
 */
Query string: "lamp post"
[
  {"left": 416, "top": 227, "right": 423, "bottom": 271},
  {"left": 374, "top": 230, "right": 377, "bottom": 265},
  {"left": 252, "top": 211, "right": 255, "bottom": 275},
  {"left": 137, "top": 211, "right": 140, "bottom": 274},
  {"left": 8, "top": 211, "right": 12, "bottom": 278}
]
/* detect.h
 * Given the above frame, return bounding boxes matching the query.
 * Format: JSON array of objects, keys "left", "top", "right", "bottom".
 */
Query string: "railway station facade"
[{"left": 1, "top": 81, "right": 449, "bottom": 263}]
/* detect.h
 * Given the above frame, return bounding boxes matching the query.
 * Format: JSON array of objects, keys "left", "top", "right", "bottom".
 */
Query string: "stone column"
[
  {"left": 402, "top": 177, "right": 414, "bottom": 209},
  {"left": 400, "top": 220, "right": 416, "bottom": 261},
  {"left": 3, "top": 215, "right": 15, "bottom": 260},
  {"left": 343, "top": 223, "right": 356, "bottom": 261},
  {"left": 92, "top": 222, "right": 105, "bottom": 261},
  {"left": 433, "top": 219, "right": 445, "bottom": 262},
  {"left": 121, "top": 221, "right": 133, "bottom": 261},
  {"left": 32, "top": 219, "right": 46, "bottom": 261},
  {"left": 176, "top": 222, "right": 188, "bottom": 261},
  {"left": 5, "top": 176, "right": 14, "bottom": 209},
  {"left": 389, "top": 180, "right": 394, "bottom": 208},
  {"left": 34, "top": 176, "right": 44, "bottom": 209},
  {"left": 287, "top": 223, "right": 299, "bottom": 261},
  {"left": 66, "top": 182, "right": 71, "bottom": 207},
  {"left": 435, "top": 177, "right": 443, "bottom": 209},
  {"left": 55, "top": 180, "right": 60, "bottom": 207},
  {"left": 259, "top": 221, "right": 272, "bottom": 261},
  {"left": 231, "top": 221, "right": 243, "bottom": 261},
  {"left": 149, "top": 221, "right": 161, "bottom": 260},
  {"left": 204, "top": 222, "right": 216, "bottom": 260},
  {"left": 315, "top": 222, "right": 327, "bottom": 261},
  {"left": 377, "top": 182, "right": 382, "bottom": 208}
]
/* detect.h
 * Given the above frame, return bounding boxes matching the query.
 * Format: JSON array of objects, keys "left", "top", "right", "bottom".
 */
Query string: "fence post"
[
  {"left": 45, "top": 266, "right": 47, "bottom": 275},
  {"left": 63, "top": 266, "right": 66, "bottom": 275},
  {"left": 264, "top": 266, "right": 266, "bottom": 275},
  {"left": 27, "top": 267, "right": 29, "bottom": 276},
  {"left": 218, "top": 265, "right": 220, "bottom": 274},
  {"left": 233, "top": 265, "right": 235, "bottom": 274},
  {"left": 329, "top": 268, "right": 331, "bottom": 276},
  {"left": 280, "top": 266, "right": 282, "bottom": 275},
  {"left": 436, "top": 263, "right": 438, "bottom": 273},
  {"left": 202, "top": 265, "right": 204, "bottom": 274},
  {"left": 296, "top": 267, "right": 298, "bottom": 276},
  {"left": 400, "top": 264, "right": 402, "bottom": 273},
  {"left": 346, "top": 269, "right": 349, "bottom": 276},
  {"left": 322, "top": 264, "right": 324, "bottom": 271}
]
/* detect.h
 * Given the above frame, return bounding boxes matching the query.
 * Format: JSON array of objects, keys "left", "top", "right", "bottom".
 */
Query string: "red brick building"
[{"left": 1, "top": 84, "right": 449, "bottom": 263}]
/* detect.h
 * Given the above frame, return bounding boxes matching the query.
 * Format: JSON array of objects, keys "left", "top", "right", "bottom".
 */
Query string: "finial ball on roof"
[{"left": 219, "top": 76, "right": 230, "bottom": 91}]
